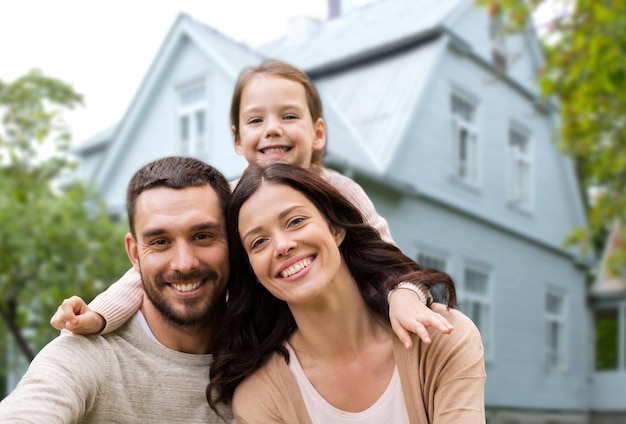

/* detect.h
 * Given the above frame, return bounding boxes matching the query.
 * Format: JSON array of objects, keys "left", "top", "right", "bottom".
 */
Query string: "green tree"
[
  {"left": 0, "top": 69, "right": 129, "bottom": 366},
  {"left": 475, "top": 0, "right": 626, "bottom": 268}
]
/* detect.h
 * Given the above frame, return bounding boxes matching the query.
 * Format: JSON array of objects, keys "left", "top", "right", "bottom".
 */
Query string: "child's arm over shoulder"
[
  {"left": 320, "top": 168, "right": 394, "bottom": 244},
  {"left": 50, "top": 268, "right": 144, "bottom": 335},
  {"left": 89, "top": 268, "right": 143, "bottom": 333}
]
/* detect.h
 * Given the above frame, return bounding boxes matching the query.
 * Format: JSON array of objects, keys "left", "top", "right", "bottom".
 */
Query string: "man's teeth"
[
  {"left": 262, "top": 147, "right": 289, "bottom": 154},
  {"left": 281, "top": 258, "right": 312, "bottom": 278},
  {"left": 171, "top": 281, "right": 201, "bottom": 292}
]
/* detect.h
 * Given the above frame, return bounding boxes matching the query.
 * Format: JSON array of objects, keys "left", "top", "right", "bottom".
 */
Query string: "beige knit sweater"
[
  {"left": 0, "top": 314, "right": 233, "bottom": 423},
  {"left": 233, "top": 304, "right": 486, "bottom": 423}
]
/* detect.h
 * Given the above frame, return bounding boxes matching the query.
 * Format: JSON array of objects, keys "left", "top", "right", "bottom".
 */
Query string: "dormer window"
[
  {"left": 451, "top": 92, "right": 479, "bottom": 186},
  {"left": 178, "top": 82, "right": 207, "bottom": 156},
  {"left": 489, "top": 8, "right": 509, "bottom": 73}
]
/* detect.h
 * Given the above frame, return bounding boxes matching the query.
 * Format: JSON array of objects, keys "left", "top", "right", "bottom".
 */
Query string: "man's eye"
[{"left": 151, "top": 239, "right": 169, "bottom": 246}]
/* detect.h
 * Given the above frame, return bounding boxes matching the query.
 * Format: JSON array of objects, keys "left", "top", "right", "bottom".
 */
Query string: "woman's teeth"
[{"left": 281, "top": 258, "right": 312, "bottom": 278}]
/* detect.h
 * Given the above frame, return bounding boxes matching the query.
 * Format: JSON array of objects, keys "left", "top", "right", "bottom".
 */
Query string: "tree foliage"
[
  {"left": 0, "top": 70, "right": 129, "bottom": 366},
  {"left": 475, "top": 0, "right": 626, "bottom": 270}
]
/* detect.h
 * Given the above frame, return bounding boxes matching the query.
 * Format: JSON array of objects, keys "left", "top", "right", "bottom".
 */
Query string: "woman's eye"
[
  {"left": 288, "top": 217, "right": 305, "bottom": 227},
  {"left": 250, "top": 238, "right": 267, "bottom": 250}
]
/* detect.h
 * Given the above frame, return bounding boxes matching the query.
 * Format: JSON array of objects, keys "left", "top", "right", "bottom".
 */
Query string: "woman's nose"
[{"left": 274, "top": 237, "right": 296, "bottom": 257}]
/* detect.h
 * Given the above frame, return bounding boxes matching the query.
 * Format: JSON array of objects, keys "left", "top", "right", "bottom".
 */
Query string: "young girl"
[
  {"left": 51, "top": 60, "right": 452, "bottom": 346},
  {"left": 208, "top": 162, "right": 486, "bottom": 423}
]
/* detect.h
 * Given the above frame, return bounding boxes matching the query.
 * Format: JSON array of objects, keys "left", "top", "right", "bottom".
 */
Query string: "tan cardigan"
[
  {"left": 90, "top": 167, "right": 429, "bottom": 332},
  {"left": 233, "top": 304, "right": 486, "bottom": 424}
]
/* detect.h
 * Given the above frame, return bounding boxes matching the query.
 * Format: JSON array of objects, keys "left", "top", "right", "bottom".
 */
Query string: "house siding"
[{"left": 360, "top": 178, "right": 590, "bottom": 416}]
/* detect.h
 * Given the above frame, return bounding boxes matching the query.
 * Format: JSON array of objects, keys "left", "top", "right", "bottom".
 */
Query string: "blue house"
[{"left": 70, "top": 0, "right": 618, "bottom": 422}]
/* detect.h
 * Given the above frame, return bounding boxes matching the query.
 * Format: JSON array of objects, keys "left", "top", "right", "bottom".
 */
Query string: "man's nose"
[{"left": 170, "top": 242, "right": 200, "bottom": 272}]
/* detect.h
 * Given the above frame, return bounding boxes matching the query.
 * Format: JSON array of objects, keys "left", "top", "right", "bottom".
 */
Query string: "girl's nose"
[{"left": 264, "top": 117, "right": 284, "bottom": 138}]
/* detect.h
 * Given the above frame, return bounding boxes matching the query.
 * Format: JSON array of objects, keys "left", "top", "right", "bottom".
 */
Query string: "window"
[
  {"left": 509, "top": 127, "right": 532, "bottom": 209},
  {"left": 594, "top": 308, "right": 619, "bottom": 370},
  {"left": 417, "top": 252, "right": 448, "bottom": 304},
  {"left": 545, "top": 290, "right": 567, "bottom": 371},
  {"left": 178, "top": 83, "right": 207, "bottom": 156},
  {"left": 417, "top": 252, "right": 447, "bottom": 272},
  {"left": 451, "top": 93, "right": 479, "bottom": 185},
  {"left": 460, "top": 266, "right": 491, "bottom": 357}
]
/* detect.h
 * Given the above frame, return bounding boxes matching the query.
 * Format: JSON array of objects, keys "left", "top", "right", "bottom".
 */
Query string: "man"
[{"left": 0, "top": 157, "right": 233, "bottom": 423}]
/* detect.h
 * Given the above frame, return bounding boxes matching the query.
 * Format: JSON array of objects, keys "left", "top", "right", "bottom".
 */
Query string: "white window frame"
[
  {"left": 508, "top": 125, "right": 533, "bottom": 209},
  {"left": 545, "top": 289, "right": 568, "bottom": 372},
  {"left": 177, "top": 81, "right": 208, "bottom": 156},
  {"left": 416, "top": 250, "right": 448, "bottom": 272},
  {"left": 416, "top": 250, "right": 449, "bottom": 304},
  {"left": 460, "top": 264, "right": 492, "bottom": 359},
  {"left": 451, "top": 92, "right": 479, "bottom": 186}
]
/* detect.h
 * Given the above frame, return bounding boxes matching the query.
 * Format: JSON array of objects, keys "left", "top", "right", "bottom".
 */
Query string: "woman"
[{"left": 208, "top": 162, "right": 486, "bottom": 423}]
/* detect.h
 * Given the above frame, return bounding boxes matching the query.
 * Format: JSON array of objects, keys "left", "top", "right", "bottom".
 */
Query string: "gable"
[
  {"left": 314, "top": 38, "right": 444, "bottom": 172},
  {"left": 91, "top": 14, "right": 262, "bottom": 205},
  {"left": 592, "top": 219, "right": 626, "bottom": 294}
]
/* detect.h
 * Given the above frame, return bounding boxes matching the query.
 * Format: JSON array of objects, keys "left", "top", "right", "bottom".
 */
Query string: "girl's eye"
[
  {"left": 283, "top": 114, "right": 298, "bottom": 120},
  {"left": 248, "top": 117, "right": 262, "bottom": 124}
]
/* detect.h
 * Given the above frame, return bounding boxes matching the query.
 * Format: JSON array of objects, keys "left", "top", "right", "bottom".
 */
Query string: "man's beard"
[{"left": 141, "top": 268, "right": 224, "bottom": 328}]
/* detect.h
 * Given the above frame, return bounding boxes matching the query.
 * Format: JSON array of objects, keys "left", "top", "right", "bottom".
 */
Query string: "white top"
[{"left": 286, "top": 343, "right": 410, "bottom": 424}]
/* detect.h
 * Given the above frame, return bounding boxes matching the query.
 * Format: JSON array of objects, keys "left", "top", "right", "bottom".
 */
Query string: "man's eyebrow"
[
  {"left": 141, "top": 221, "right": 222, "bottom": 239},
  {"left": 190, "top": 222, "right": 223, "bottom": 232}
]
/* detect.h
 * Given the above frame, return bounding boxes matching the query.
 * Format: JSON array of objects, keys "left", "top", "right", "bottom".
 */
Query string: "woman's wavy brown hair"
[{"left": 207, "top": 162, "right": 456, "bottom": 414}]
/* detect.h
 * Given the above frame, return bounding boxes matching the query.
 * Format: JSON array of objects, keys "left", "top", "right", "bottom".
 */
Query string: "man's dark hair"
[{"left": 126, "top": 156, "right": 231, "bottom": 237}]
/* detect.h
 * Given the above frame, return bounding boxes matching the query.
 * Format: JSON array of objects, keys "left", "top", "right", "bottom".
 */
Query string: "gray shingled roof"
[{"left": 259, "top": 0, "right": 464, "bottom": 71}]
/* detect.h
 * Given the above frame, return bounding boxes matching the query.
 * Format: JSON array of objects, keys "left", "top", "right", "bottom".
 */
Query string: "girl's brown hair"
[{"left": 230, "top": 60, "right": 326, "bottom": 165}]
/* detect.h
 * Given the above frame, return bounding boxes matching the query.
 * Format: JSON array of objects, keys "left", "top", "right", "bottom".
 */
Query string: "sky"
[{"left": 0, "top": 0, "right": 341, "bottom": 145}]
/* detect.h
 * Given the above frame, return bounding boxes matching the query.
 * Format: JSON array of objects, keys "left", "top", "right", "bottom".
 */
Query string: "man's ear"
[
  {"left": 125, "top": 233, "right": 141, "bottom": 272},
  {"left": 312, "top": 118, "right": 326, "bottom": 152}
]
